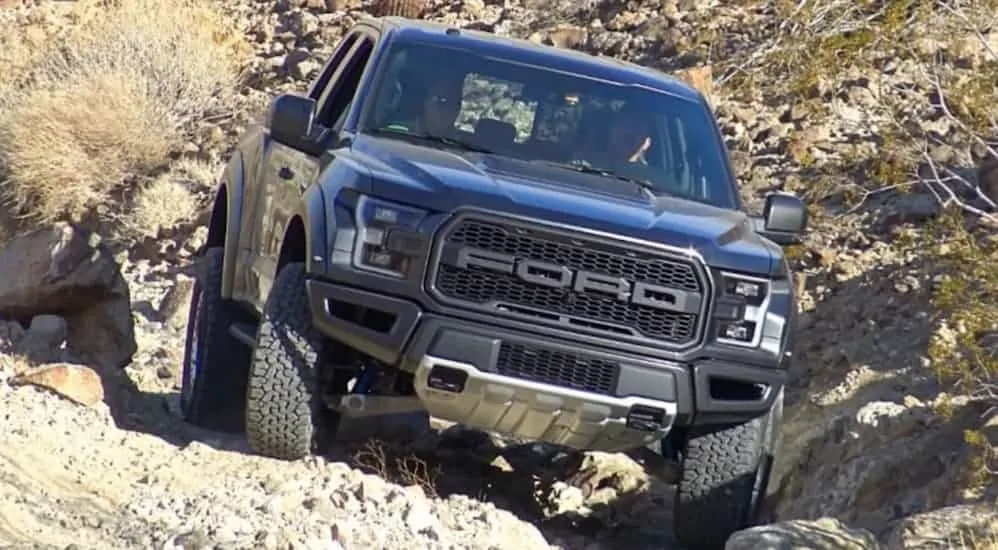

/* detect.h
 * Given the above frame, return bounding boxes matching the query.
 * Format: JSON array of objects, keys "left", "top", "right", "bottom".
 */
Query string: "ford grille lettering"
[{"left": 452, "top": 246, "right": 701, "bottom": 314}]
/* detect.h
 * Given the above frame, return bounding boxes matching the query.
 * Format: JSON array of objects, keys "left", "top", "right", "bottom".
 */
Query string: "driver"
[
  {"left": 420, "top": 76, "right": 463, "bottom": 136},
  {"left": 382, "top": 73, "right": 463, "bottom": 137}
]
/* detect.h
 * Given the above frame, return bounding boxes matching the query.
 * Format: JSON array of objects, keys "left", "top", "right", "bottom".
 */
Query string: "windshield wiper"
[
  {"left": 535, "top": 160, "right": 658, "bottom": 194},
  {"left": 368, "top": 127, "right": 496, "bottom": 155}
]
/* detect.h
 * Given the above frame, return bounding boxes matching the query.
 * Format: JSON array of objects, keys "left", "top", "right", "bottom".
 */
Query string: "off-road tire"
[
  {"left": 245, "top": 262, "right": 329, "bottom": 460},
  {"left": 371, "top": 0, "right": 425, "bottom": 18},
  {"left": 180, "top": 247, "right": 254, "bottom": 432},
  {"left": 673, "top": 391, "right": 783, "bottom": 550}
]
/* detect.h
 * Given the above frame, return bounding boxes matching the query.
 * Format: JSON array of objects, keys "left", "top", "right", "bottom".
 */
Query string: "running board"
[{"left": 228, "top": 322, "right": 257, "bottom": 347}]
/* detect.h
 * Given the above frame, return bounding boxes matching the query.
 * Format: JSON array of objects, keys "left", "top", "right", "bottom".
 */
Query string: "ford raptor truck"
[{"left": 179, "top": 17, "right": 807, "bottom": 549}]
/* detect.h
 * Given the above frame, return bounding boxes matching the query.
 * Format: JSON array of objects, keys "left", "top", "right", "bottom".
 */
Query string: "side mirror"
[
  {"left": 752, "top": 192, "right": 808, "bottom": 245},
  {"left": 267, "top": 93, "right": 318, "bottom": 149}
]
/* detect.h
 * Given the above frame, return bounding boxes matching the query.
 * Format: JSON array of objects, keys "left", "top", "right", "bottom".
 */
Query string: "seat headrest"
[{"left": 474, "top": 118, "right": 517, "bottom": 145}]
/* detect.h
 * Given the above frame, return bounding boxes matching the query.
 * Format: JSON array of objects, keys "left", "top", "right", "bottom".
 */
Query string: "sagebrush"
[{"left": 0, "top": 0, "right": 249, "bottom": 226}]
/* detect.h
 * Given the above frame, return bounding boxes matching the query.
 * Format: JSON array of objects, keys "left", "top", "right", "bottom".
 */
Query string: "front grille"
[
  {"left": 428, "top": 214, "right": 708, "bottom": 347},
  {"left": 497, "top": 342, "right": 618, "bottom": 395}
]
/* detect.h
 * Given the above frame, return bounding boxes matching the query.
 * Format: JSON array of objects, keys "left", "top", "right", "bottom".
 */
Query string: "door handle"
[{"left": 278, "top": 166, "right": 294, "bottom": 180}]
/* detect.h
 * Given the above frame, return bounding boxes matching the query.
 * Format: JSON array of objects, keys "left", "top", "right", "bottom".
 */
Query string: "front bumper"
[
  {"left": 307, "top": 279, "right": 788, "bottom": 452},
  {"left": 413, "top": 356, "right": 677, "bottom": 452}
]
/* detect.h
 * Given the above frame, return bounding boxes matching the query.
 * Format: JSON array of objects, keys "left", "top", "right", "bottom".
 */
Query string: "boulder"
[
  {"left": 0, "top": 223, "right": 136, "bottom": 369},
  {"left": 726, "top": 518, "right": 881, "bottom": 550},
  {"left": 885, "top": 504, "right": 998, "bottom": 550},
  {"left": 17, "top": 314, "right": 68, "bottom": 363},
  {"left": 9, "top": 363, "right": 105, "bottom": 407}
]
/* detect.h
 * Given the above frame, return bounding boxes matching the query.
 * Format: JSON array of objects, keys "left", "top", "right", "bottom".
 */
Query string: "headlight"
[
  {"left": 352, "top": 195, "right": 428, "bottom": 277},
  {"left": 714, "top": 272, "right": 770, "bottom": 347}
]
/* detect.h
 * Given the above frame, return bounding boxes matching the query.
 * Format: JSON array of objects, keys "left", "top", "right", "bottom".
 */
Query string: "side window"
[
  {"left": 455, "top": 73, "right": 537, "bottom": 143},
  {"left": 674, "top": 116, "right": 711, "bottom": 199},
  {"left": 307, "top": 33, "right": 359, "bottom": 100},
  {"left": 316, "top": 36, "right": 375, "bottom": 130},
  {"left": 657, "top": 116, "right": 692, "bottom": 195}
]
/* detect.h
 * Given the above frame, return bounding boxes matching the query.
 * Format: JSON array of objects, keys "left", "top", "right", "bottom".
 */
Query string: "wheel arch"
[
  {"left": 278, "top": 185, "right": 328, "bottom": 275},
  {"left": 210, "top": 151, "right": 247, "bottom": 300}
]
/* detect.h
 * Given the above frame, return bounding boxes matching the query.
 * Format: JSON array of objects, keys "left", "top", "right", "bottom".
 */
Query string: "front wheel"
[
  {"left": 672, "top": 390, "right": 783, "bottom": 549},
  {"left": 245, "top": 262, "right": 333, "bottom": 460}
]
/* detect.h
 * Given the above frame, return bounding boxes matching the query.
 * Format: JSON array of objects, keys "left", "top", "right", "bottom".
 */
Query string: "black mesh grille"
[
  {"left": 496, "top": 342, "right": 618, "bottom": 395},
  {"left": 431, "top": 217, "right": 706, "bottom": 345}
]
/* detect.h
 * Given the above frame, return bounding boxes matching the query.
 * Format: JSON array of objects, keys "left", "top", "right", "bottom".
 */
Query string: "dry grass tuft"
[
  {"left": 168, "top": 157, "right": 225, "bottom": 192},
  {"left": 353, "top": 438, "right": 442, "bottom": 498},
  {"left": 120, "top": 175, "right": 201, "bottom": 240},
  {"left": 1, "top": 72, "right": 175, "bottom": 223},
  {"left": 0, "top": 353, "right": 32, "bottom": 376},
  {"left": 0, "top": 0, "right": 250, "bottom": 226},
  {"left": 117, "top": 157, "right": 220, "bottom": 239},
  {"left": 957, "top": 529, "right": 998, "bottom": 550}
]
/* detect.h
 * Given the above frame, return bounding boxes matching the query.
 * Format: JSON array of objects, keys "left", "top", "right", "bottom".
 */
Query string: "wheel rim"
[{"left": 181, "top": 281, "right": 205, "bottom": 410}]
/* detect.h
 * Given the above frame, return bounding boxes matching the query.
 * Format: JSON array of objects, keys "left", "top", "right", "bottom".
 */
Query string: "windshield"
[{"left": 358, "top": 39, "right": 739, "bottom": 209}]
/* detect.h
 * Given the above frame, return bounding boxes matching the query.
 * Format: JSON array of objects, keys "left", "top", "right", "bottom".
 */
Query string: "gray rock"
[
  {"left": 0, "top": 223, "right": 136, "bottom": 369},
  {"left": 726, "top": 519, "right": 880, "bottom": 550},
  {"left": 885, "top": 504, "right": 998, "bottom": 550},
  {"left": 17, "top": 314, "right": 68, "bottom": 363}
]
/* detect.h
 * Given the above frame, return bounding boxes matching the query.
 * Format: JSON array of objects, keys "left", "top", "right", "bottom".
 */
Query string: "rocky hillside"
[{"left": 0, "top": 0, "right": 996, "bottom": 548}]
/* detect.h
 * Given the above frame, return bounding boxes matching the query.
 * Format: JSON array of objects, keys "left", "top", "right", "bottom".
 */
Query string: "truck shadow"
[
  {"left": 98, "top": 374, "right": 255, "bottom": 453},
  {"left": 336, "top": 426, "right": 682, "bottom": 549}
]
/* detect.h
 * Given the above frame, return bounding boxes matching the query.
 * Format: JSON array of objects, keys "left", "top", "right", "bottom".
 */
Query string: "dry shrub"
[
  {"left": 1, "top": 72, "right": 175, "bottom": 222},
  {"left": 353, "top": 439, "right": 442, "bottom": 498},
  {"left": 0, "top": 22, "right": 44, "bottom": 92},
  {"left": 117, "top": 157, "right": 220, "bottom": 239},
  {"left": 121, "top": 174, "right": 201, "bottom": 239},
  {"left": 0, "top": 353, "right": 32, "bottom": 376},
  {"left": 0, "top": 0, "right": 250, "bottom": 226},
  {"left": 371, "top": 0, "right": 427, "bottom": 19},
  {"left": 167, "top": 157, "right": 226, "bottom": 192}
]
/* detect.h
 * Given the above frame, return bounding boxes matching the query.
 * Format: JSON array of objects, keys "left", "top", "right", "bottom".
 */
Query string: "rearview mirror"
[
  {"left": 267, "top": 93, "right": 317, "bottom": 149},
  {"left": 751, "top": 192, "right": 808, "bottom": 245}
]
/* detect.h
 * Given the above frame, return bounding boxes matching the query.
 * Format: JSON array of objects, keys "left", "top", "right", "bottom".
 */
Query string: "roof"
[{"left": 365, "top": 17, "right": 705, "bottom": 103}]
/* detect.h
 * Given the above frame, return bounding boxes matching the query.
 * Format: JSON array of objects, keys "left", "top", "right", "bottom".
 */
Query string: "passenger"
[
  {"left": 419, "top": 77, "right": 463, "bottom": 137},
  {"left": 578, "top": 105, "right": 653, "bottom": 169},
  {"left": 608, "top": 107, "right": 653, "bottom": 165}
]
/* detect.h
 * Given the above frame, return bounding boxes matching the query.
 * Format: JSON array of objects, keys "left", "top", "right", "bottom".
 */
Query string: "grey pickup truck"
[{"left": 179, "top": 17, "right": 807, "bottom": 550}]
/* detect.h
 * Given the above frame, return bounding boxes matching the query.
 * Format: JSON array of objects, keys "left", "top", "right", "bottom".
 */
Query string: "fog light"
[
  {"left": 427, "top": 365, "right": 468, "bottom": 394},
  {"left": 362, "top": 247, "right": 410, "bottom": 273},
  {"left": 626, "top": 405, "right": 666, "bottom": 432}
]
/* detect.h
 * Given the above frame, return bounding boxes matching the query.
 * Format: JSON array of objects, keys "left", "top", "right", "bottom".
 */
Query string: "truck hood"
[{"left": 344, "top": 135, "right": 779, "bottom": 275}]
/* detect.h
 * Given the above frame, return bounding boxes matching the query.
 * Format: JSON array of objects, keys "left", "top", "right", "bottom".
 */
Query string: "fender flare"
[
  {"left": 219, "top": 152, "right": 246, "bottom": 299},
  {"left": 299, "top": 183, "right": 329, "bottom": 275}
]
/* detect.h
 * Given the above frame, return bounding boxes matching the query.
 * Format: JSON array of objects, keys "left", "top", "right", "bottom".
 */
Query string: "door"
[
  {"left": 232, "top": 31, "right": 362, "bottom": 306},
  {"left": 242, "top": 29, "right": 380, "bottom": 308}
]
